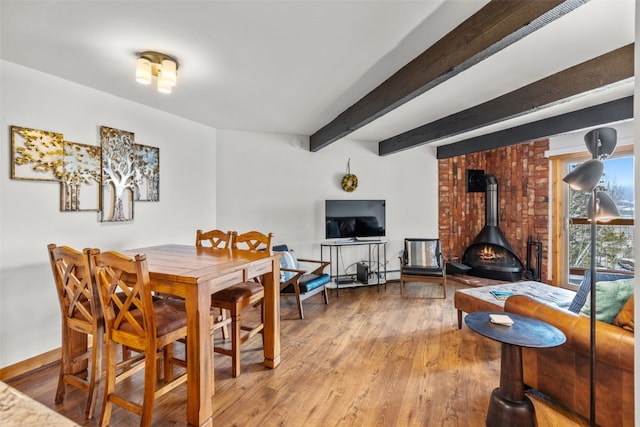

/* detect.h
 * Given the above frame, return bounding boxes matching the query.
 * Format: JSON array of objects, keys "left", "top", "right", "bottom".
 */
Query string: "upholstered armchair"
[
  {"left": 399, "top": 238, "right": 446, "bottom": 298},
  {"left": 273, "top": 245, "right": 330, "bottom": 319}
]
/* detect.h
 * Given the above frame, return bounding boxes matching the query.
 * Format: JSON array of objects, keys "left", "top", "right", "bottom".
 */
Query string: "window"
[{"left": 565, "top": 154, "right": 634, "bottom": 286}]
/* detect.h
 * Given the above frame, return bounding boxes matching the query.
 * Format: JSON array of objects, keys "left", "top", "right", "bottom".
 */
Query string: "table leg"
[
  {"left": 486, "top": 342, "right": 536, "bottom": 427},
  {"left": 262, "top": 257, "right": 281, "bottom": 368},
  {"left": 184, "top": 286, "right": 213, "bottom": 427}
]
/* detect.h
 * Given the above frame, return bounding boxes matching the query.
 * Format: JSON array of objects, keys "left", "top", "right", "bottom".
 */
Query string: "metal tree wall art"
[
  {"left": 11, "top": 126, "right": 64, "bottom": 181},
  {"left": 61, "top": 141, "right": 101, "bottom": 211},
  {"left": 10, "top": 124, "right": 160, "bottom": 221},
  {"left": 100, "top": 126, "right": 138, "bottom": 222}
]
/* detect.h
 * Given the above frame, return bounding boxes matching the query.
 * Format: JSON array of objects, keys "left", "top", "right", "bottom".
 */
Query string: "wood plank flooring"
[{"left": 6, "top": 281, "right": 587, "bottom": 426}]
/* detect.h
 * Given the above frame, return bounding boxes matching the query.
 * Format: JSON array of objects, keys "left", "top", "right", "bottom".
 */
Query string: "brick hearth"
[{"left": 438, "top": 139, "right": 550, "bottom": 281}]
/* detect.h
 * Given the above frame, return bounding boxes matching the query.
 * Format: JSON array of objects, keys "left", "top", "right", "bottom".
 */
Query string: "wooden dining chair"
[
  {"left": 195, "top": 228, "right": 232, "bottom": 249},
  {"left": 91, "top": 249, "right": 188, "bottom": 427},
  {"left": 210, "top": 230, "right": 273, "bottom": 377},
  {"left": 47, "top": 243, "right": 103, "bottom": 420},
  {"left": 195, "top": 229, "right": 233, "bottom": 339}
]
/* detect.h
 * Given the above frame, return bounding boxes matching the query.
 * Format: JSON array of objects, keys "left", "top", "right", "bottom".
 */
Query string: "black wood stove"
[{"left": 462, "top": 175, "right": 524, "bottom": 282}]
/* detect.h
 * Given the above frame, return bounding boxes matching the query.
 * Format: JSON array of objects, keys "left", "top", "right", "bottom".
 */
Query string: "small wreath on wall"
[{"left": 341, "top": 158, "right": 358, "bottom": 192}]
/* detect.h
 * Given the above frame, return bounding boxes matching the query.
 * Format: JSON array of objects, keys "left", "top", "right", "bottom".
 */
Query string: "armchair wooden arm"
[
  {"left": 279, "top": 268, "right": 305, "bottom": 291},
  {"left": 295, "top": 258, "right": 330, "bottom": 275}
]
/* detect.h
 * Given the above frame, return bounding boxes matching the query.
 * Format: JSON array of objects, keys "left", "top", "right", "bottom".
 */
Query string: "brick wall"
[{"left": 438, "top": 139, "right": 550, "bottom": 280}]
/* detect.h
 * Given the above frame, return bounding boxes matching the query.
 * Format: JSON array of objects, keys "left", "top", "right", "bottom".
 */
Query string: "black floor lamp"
[{"left": 562, "top": 127, "right": 620, "bottom": 427}]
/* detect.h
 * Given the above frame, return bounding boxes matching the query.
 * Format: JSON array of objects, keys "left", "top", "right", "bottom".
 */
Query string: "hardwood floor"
[{"left": 7, "top": 281, "right": 587, "bottom": 426}]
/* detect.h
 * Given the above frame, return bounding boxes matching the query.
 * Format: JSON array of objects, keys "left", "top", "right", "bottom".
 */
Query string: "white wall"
[
  {"left": 0, "top": 61, "right": 217, "bottom": 367},
  {"left": 215, "top": 129, "right": 440, "bottom": 277}
]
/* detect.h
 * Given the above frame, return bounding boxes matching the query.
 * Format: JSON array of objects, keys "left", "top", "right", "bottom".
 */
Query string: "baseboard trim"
[{"left": 0, "top": 348, "right": 61, "bottom": 381}]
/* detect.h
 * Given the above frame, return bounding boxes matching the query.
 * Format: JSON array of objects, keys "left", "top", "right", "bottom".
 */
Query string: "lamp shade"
[
  {"left": 588, "top": 191, "right": 621, "bottom": 221},
  {"left": 562, "top": 159, "right": 603, "bottom": 192},
  {"left": 584, "top": 127, "right": 617, "bottom": 159},
  {"left": 135, "top": 58, "right": 152, "bottom": 84},
  {"left": 161, "top": 59, "right": 177, "bottom": 87},
  {"left": 157, "top": 77, "right": 172, "bottom": 94}
]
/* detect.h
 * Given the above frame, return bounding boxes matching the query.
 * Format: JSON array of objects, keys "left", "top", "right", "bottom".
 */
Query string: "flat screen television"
[{"left": 325, "top": 200, "right": 386, "bottom": 239}]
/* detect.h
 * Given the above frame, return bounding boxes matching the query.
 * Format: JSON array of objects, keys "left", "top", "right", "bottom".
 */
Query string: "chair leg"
[
  {"left": 231, "top": 306, "right": 241, "bottom": 378},
  {"left": 322, "top": 287, "right": 329, "bottom": 305},
  {"left": 55, "top": 326, "right": 69, "bottom": 405},
  {"left": 294, "top": 284, "right": 304, "bottom": 320},
  {"left": 85, "top": 329, "right": 103, "bottom": 420},
  {"left": 400, "top": 278, "right": 404, "bottom": 297},
  {"left": 140, "top": 348, "right": 158, "bottom": 427},
  {"left": 261, "top": 302, "right": 265, "bottom": 344},
  {"left": 163, "top": 344, "right": 174, "bottom": 383},
  {"left": 296, "top": 299, "right": 304, "bottom": 319},
  {"left": 100, "top": 342, "right": 118, "bottom": 427},
  {"left": 122, "top": 345, "right": 132, "bottom": 361},
  {"left": 220, "top": 308, "right": 229, "bottom": 340}
]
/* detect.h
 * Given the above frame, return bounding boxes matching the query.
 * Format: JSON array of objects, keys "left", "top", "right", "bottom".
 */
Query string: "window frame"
[{"left": 550, "top": 145, "right": 634, "bottom": 288}]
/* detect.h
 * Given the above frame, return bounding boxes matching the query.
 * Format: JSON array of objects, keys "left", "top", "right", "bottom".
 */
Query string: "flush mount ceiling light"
[{"left": 135, "top": 51, "right": 179, "bottom": 94}]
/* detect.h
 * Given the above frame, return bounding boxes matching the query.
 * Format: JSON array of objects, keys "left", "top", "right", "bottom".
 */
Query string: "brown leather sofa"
[{"left": 504, "top": 294, "right": 634, "bottom": 427}]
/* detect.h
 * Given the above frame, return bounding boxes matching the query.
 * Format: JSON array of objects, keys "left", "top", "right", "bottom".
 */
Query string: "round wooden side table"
[{"left": 465, "top": 311, "right": 566, "bottom": 427}]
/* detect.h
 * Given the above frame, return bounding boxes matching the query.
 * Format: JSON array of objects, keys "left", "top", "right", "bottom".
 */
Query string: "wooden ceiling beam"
[
  {"left": 435, "top": 96, "right": 633, "bottom": 159},
  {"left": 379, "top": 44, "right": 634, "bottom": 156},
  {"left": 310, "top": 0, "right": 587, "bottom": 152}
]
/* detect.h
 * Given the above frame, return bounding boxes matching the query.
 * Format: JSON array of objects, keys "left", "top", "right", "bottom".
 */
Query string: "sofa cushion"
[
  {"left": 405, "top": 240, "right": 438, "bottom": 268},
  {"left": 281, "top": 273, "right": 330, "bottom": 294},
  {"left": 613, "top": 294, "right": 634, "bottom": 332},
  {"left": 402, "top": 266, "right": 444, "bottom": 277},
  {"left": 579, "top": 278, "right": 634, "bottom": 323},
  {"left": 568, "top": 271, "right": 632, "bottom": 313}
]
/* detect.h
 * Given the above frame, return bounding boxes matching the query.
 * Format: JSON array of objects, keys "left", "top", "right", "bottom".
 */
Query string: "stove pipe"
[
  {"left": 485, "top": 174, "right": 498, "bottom": 227},
  {"left": 471, "top": 174, "right": 517, "bottom": 253}
]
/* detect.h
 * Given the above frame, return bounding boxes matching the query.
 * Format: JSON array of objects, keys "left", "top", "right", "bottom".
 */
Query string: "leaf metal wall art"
[
  {"left": 11, "top": 126, "right": 64, "bottom": 181},
  {"left": 61, "top": 141, "right": 101, "bottom": 211}
]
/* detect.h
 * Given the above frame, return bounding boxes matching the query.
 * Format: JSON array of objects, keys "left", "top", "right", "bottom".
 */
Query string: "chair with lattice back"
[
  {"left": 210, "top": 230, "right": 273, "bottom": 377},
  {"left": 47, "top": 243, "right": 103, "bottom": 420},
  {"left": 195, "top": 229, "right": 232, "bottom": 249},
  {"left": 91, "top": 249, "right": 189, "bottom": 427},
  {"left": 195, "top": 229, "right": 234, "bottom": 339}
]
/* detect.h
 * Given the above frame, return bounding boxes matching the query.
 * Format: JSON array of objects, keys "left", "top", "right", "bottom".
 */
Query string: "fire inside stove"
[
  {"left": 465, "top": 243, "right": 523, "bottom": 272},
  {"left": 477, "top": 245, "right": 506, "bottom": 263}
]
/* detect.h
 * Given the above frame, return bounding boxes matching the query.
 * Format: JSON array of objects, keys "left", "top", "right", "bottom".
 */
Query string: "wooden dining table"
[{"left": 122, "top": 244, "right": 281, "bottom": 427}]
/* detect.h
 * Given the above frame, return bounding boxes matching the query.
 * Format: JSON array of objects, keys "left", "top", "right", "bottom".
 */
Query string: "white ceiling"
[{"left": 0, "top": 0, "right": 635, "bottom": 151}]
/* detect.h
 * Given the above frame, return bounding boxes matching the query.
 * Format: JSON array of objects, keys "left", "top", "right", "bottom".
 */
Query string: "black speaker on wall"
[{"left": 466, "top": 169, "right": 485, "bottom": 193}]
